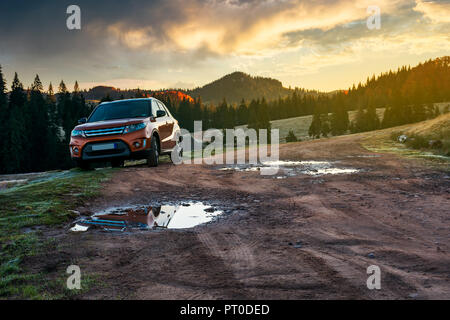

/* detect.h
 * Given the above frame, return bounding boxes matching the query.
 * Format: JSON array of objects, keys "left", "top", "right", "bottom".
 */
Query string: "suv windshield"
[{"left": 88, "top": 100, "right": 150, "bottom": 122}]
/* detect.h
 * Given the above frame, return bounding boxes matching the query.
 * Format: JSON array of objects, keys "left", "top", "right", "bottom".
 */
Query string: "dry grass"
[
  {"left": 403, "top": 112, "right": 450, "bottom": 138},
  {"left": 362, "top": 112, "right": 450, "bottom": 163}
]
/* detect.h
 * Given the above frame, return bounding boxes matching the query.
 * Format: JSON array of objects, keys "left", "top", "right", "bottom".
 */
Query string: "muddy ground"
[{"left": 26, "top": 135, "right": 449, "bottom": 299}]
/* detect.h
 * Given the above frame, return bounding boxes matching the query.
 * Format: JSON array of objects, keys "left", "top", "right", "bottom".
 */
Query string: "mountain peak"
[{"left": 188, "top": 71, "right": 291, "bottom": 104}]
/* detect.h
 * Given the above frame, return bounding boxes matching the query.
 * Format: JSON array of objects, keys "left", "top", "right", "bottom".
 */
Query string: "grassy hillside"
[
  {"left": 265, "top": 102, "right": 449, "bottom": 143},
  {"left": 402, "top": 112, "right": 450, "bottom": 137},
  {"left": 363, "top": 112, "right": 450, "bottom": 162},
  {"left": 263, "top": 108, "right": 386, "bottom": 143}
]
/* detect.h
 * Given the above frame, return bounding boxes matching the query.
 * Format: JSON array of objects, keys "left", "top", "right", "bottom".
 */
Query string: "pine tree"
[
  {"left": 364, "top": 105, "right": 380, "bottom": 131},
  {"left": 46, "top": 83, "right": 60, "bottom": 169},
  {"left": 320, "top": 113, "right": 331, "bottom": 137},
  {"left": 0, "top": 66, "right": 8, "bottom": 173},
  {"left": 72, "top": 81, "right": 89, "bottom": 125},
  {"left": 351, "top": 106, "right": 366, "bottom": 133},
  {"left": 308, "top": 111, "right": 322, "bottom": 138},
  {"left": 237, "top": 99, "right": 248, "bottom": 126},
  {"left": 247, "top": 98, "right": 271, "bottom": 142},
  {"left": 4, "top": 73, "right": 26, "bottom": 173},
  {"left": 177, "top": 98, "right": 193, "bottom": 131},
  {"left": 330, "top": 101, "right": 349, "bottom": 136},
  {"left": 28, "top": 74, "right": 49, "bottom": 171},
  {"left": 286, "top": 130, "right": 298, "bottom": 143},
  {"left": 57, "top": 80, "right": 73, "bottom": 142},
  {"left": 247, "top": 99, "right": 259, "bottom": 130}
]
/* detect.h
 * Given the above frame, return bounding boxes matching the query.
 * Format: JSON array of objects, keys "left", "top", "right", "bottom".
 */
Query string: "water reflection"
[{"left": 70, "top": 202, "right": 223, "bottom": 232}]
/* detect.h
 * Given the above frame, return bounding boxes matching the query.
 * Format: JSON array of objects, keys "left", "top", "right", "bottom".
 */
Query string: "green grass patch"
[{"left": 0, "top": 168, "right": 113, "bottom": 299}]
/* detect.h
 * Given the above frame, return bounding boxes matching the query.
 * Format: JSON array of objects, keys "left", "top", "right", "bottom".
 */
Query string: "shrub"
[
  {"left": 286, "top": 130, "right": 299, "bottom": 142},
  {"left": 390, "top": 131, "right": 403, "bottom": 142},
  {"left": 405, "top": 134, "right": 428, "bottom": 149}
]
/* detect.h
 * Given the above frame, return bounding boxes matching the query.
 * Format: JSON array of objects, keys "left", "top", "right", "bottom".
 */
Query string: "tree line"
[
  {"left": 160, "top": 57, "right": 449, "bottom": 139},
  {"left": 0, "top": 68, "right": 92, "bottom": 174},
  {"left": 307, "top": 57, "right": 448, "bottom": 138},
  {"left": 0, "top": 56, "right": 448, "bottom": 174}
]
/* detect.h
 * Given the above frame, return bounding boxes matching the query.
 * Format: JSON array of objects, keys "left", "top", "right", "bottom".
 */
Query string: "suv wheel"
[{"left": 147, "top": 136, "right": 159, "bottom": 167}]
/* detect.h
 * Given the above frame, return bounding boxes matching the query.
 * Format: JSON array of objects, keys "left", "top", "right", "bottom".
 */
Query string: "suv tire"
[{"left": 147, "top": 136, "right": 159, "bottom": 167}]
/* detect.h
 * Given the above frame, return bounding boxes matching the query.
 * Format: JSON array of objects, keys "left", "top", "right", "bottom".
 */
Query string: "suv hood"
[{"left": 75, "top": 118, "right": 147, "bottom": 130}]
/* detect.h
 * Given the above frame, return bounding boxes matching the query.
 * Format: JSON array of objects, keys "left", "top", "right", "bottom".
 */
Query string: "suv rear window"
[{"left": 89, "top": 100, "right": 150, "bottom": 122}]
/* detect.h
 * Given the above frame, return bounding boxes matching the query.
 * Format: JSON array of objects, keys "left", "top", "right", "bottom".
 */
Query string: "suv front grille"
[{"left": 84, "top": 126, "right": 125, "bottom": 137}]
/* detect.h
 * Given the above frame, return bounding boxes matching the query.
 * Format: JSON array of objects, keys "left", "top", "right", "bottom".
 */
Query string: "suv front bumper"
[
  {"left": 81, "top": 140, "right": 130, "bottom": 160},
  {"left": 70, "top": 134, "right": 151, "bottom": 162}
]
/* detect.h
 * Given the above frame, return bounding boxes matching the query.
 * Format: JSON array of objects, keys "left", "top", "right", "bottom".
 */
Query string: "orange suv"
[{"left": 70, "top": 98, "right": 181, "bottom": 169}]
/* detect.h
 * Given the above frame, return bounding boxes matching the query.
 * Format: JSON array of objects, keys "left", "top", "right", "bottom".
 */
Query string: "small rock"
[{"left": 408, "top": 293, "right": 418, "bottom": 298}]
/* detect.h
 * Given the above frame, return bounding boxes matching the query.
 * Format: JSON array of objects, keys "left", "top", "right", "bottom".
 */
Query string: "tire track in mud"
[
  {"left": 297, "top": 248, "right": 366, "bottom": 298},
  {"left": 197, "top": 232, "right": 257, "bottom": 271},
  {"left": 195, "top": 231, "right": 257, "bottom": 298},
  {"left": 288, "top": 190, "right": 433, "bottom": 298}
]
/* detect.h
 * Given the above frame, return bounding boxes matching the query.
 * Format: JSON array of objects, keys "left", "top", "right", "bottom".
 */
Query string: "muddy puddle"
[
  {"left": 219, "top": 160, "right": 359, "bottom": 178},
  {"left": 70, "top": 202, "right": 223, "bottom": 232}
]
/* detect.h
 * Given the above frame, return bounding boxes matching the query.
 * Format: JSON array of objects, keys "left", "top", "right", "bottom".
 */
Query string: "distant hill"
[
  {"left": 83, "top": 86, "right": 120, "bottom": 100},
  {"left": 83, "top": 87, "right": 193, "bottom": 103},
  {"left": 81, "top": 71, "right": 313, "bottom": 105},
  {"left": 187, "top": 72, "right": 294, "bottom": 105}
]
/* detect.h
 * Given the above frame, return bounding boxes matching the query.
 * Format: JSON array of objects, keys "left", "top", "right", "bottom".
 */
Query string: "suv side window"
[
  {"left": 157, "top": 101, "right": 170, "bottom": 117},
  {"left": 151, "top": 100, "right": 160, "bottom": 117}
]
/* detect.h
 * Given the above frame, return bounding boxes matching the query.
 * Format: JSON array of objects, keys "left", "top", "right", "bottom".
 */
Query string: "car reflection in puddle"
[
  {"left": 219, "top": 160, "right": 359, "bottom": 178},
  {"left": 70, "top": 202, "right": 223, "bottom": 232}
]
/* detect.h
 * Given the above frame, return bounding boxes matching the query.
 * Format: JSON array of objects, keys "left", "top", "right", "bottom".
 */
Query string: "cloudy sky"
[{"left": 0, "top": 0, "right": 449, "bottom": 92}]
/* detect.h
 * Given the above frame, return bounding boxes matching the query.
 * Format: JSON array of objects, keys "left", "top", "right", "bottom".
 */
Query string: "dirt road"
[{"left": 28, "top": 134, "right": 450, "bottom": 299}]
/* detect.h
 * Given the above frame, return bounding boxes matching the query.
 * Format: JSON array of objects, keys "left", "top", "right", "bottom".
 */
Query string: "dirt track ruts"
[{"left": 26, "top": 134, "right": 450, "bottom": 299}]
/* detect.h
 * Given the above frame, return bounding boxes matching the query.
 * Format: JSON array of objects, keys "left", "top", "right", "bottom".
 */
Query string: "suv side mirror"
[
  {"left": 156, "top": 110, "right": 166, "bottom": 118},
  {"left": 78, "top": 117, "right": 87, "bottom": 124}
]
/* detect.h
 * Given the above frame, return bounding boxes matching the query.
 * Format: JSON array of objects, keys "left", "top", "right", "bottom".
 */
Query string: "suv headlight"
[
  {"left": 124, "top": 122, "right": 147, "bottom": 134},
  {"left": 71, "top": 129, "right": 85, "bottom": 137}
]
